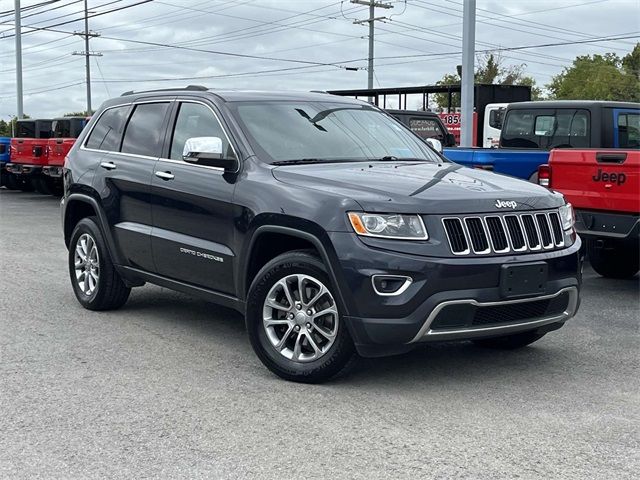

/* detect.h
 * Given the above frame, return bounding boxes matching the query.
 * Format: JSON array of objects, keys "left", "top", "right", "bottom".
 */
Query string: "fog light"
[{"left": 371, "top": 275, "right": 412, "bottom": 296}]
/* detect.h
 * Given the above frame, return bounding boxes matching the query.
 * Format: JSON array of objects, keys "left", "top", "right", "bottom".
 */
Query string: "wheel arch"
[
  {"left": 241, "top": 225, "right": 352, "bottom": 317},
  {"left": 63, "top": 193, "right": 124, "bottom": 266}
]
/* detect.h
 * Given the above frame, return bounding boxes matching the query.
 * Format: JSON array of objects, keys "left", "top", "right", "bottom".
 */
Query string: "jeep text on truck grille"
[{"left": 61, "top": 87, "right": 582, "bottom": 383}]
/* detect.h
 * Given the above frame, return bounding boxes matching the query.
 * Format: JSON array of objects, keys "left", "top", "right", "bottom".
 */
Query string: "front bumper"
[{"left": 328, "top": 232, "right": 582, "bottom": 357}]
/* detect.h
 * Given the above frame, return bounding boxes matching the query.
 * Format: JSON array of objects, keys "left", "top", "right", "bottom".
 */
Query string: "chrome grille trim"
[{"left": 442, "top": 210, "right": 566, "bottom": 256}]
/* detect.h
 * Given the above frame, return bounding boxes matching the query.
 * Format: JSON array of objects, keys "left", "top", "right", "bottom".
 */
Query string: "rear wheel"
[
  {"left": 33, "top": 177, "right": 53, "bottom": 195},
  {"left": 4, "top": 172, "right": 19, "bottom": 190},
  {"left": 18, "top": 178, "right": 34, "bottom": 192},
  {"left": 473, "top": 330, "right": 545, "bottom": 349},
  {"left": 587, "top": 239, "right": 639, "bottom": 279},
  {"left": 246, "top": 250, "right": 355, "bottom": 383},
  {"left": 69, "top": 216, "right": 131, "bottom": 310}
]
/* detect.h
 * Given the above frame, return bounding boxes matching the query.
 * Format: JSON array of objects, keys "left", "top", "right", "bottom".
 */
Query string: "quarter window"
[
  {"left": 170, "top": 102, "right": 234, "bottom": 161},
  {"left": 617, "top": 112, "right": 640, "bottom": 148},
  {"left": 121, "top": 103, "right": 169, "bottom": 157},
  {"left": 85, "top": 106, "right": 129, "bottom": 151},
  {"left": 502, "top": 109, "right": 590, "bottom": 149}
]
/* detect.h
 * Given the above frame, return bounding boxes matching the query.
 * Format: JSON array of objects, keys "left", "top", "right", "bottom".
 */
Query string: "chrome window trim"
[
  {"left": 79, "top": 99, "right": 240, "bottom": 174},
  {"left": 484, "top": 215, "right": 511, "bottom": 254},
  {"left": 371, "top": 275, "right": 413, "bottom": 297},
  {"left": 463, "top": 216, "right": 491, "bottom": 255},
  {"left": 167, "top": 99, "right": 241, "bottom": 174},
  {"left": 409, "top": 286, "right": 579, "bottom": 343},
  {"left": 441, "top": 217, "right": 470, "bottom": 255}
]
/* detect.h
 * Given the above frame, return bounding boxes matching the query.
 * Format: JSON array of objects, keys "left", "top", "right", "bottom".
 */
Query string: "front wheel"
[
  {"left": 246, "top": 251, "right": 355, "bottom": 383},
  {"left": 472, "top": 330, "right": 545, "bottom": 349},
  {"left": 68, "top": 217, "right": 131, "bottom": 310}
]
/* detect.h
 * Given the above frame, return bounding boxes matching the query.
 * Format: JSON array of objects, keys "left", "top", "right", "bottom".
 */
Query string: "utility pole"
[
  {"left": 14, "top": 0, "right": 23, "bottom": 119},
  {"left": 72, "top": 0, "right": 101, "bottom": 114},
  {"left": 351, "top": 0, "right": 393, "bottom": 102},
  {"left": 460, "top": 0, "right": 476, "bottom": 147}
]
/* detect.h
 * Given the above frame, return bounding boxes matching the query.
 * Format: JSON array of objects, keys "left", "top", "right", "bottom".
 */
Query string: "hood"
[{"left": 272, "top": 161, "right": 564, "bottom": 214}]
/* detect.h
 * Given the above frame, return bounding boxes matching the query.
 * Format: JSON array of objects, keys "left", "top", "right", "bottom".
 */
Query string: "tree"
[
  {"left": 433, "top": 53, "right": 541, "bottom": 110},
  {"left": 64, "top": 111, "right": 93, "bottom": 117},
  {"left": 547, "top": 44, "right": 640, "bottom": 101}
]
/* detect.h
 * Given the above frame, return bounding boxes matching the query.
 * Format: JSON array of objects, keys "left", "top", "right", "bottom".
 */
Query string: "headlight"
[
  {"left": 348, "top": 212, "right": 428, "bottom": 240},
  {"left": 559, "top": 203, "right": 575, "bottom": 231}
]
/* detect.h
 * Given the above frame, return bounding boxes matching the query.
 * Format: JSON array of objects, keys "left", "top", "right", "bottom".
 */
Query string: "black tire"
[
  {"left": 18, "top": 178, "right": 34, "bottom": 192},
  {"left": 472, "top": 330, "right": 545, "bottom": 350},
  {"left": 68, "top": 216, "right": 131, "bottom": 311},
  {"left": 587, "top": 239, "right": 639, "bottom": 279},
  {"left": 246, "top": 250, "right": 355, "bottom": 383},
  {"left": 4, "top": 173, "right": 19, "bottom": 190},
  {"left": 33, "top": 177, "right": 53, "bottom": 195}
]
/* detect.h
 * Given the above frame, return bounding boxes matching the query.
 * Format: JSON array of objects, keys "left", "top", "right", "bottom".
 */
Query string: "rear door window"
[
  {"left": 617, "top": 112, "right": 640, "bottom": 148},
  {"left": 85, "top": 106, "right": 130, "bottom": 151},
  {"left": 121, "top": 103, "right": 170, "bottom": 157}
]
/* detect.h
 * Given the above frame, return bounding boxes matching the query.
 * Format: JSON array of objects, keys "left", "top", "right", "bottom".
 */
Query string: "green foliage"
[
  {"left": 0, "top": 115, "right": 31, "bottom": 137},
  {"left": 64, "top": 111, "right": 93, "bottom": 117},
  {"left": 547, "top": 43, "right": 640, "bottom": 101},
  {"left": 434, "top": 54, "right": 540, "bottom": 109}
]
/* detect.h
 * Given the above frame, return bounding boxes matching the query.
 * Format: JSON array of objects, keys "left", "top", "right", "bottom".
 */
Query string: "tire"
[
  {"left": 246, "top": 250, "right": 355, "bottom": 383},
  {"left": 33, "top": 177, "right": 53, "bottom": 195},
  {"left": 4, "top": 173, "right": 19, "bottom": 190},
  {"left": 18, "top": 178, "right": 34, "bottom": 192},
  {"left": 472, "top": 330, "right": 546, "bottom": 350},
  {"left": 587, "top": 239, "right": 639, "bottom": 279},
  {"left": 68, "top": 216, "right": 131, "bottom": 311}
]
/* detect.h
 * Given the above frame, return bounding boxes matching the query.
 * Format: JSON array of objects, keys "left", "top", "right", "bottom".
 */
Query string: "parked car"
[
  {"left": 444, "top": 101, "right": 640, "bottom": 181},
  {"left": 62, "top": 87, "right": 582, "bottom": 383},
  {"left": 42, "top": 117, "right": 89, "bottom": 193},
  {"left": 6, "top": 119, "right": 53, "bottom": 193},
  {"left": 539, "top": 148, "right": 639, "bottom": 278},
  {"left": 0, "top": 136, "right": 14, "bottom": 189}
]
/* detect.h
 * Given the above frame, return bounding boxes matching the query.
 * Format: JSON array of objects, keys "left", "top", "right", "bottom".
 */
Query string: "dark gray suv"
[{"left": 61, "top": 86, "right": 582, "bottom": 383}]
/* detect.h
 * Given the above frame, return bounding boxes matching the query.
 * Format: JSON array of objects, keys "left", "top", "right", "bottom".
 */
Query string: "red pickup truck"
[{"left": 539, "top": 149, "right": 639, "bottom": 278}]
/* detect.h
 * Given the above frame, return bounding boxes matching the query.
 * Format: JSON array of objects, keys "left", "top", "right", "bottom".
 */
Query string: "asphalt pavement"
[{"left": 1, "top": 188, "right": 638, "bottom": 479}]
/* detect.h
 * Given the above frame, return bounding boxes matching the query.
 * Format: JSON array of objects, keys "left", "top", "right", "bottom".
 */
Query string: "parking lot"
[{"left": 0, "top": 188, "right": 638, "bottom": 478}]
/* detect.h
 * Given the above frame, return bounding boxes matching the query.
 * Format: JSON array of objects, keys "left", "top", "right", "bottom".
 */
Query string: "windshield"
[{"left": 231, "top": 101, "right": 442, "bottom": 163}]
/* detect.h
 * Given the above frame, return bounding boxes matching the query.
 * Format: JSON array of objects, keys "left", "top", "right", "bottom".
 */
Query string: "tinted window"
[
  {"left": 16, "top": 121, "right": 35, "bottom": 138},
  {"left": 121, "top": 103, "right": 169, "bottom": 157},
  {"left": 617, "top": 112, "right": 640, "bottom": 148},
  {"left": 408, "top": 117, "right": 444, "bottom": 141},
  {"left": 502, "top": 109, "right": 590, "bottom": 149},
  {"left": 170, "top": 102, "right": 234, "bottom": 160},
  {"left": 52, "top": 120, "right": 71, "bottom": 138},
  {"left": 489, "top": 108, "right": 504, "bottom": 129},
  {"left": 86, "top": 106, "right": 129, "bottom": 151}
]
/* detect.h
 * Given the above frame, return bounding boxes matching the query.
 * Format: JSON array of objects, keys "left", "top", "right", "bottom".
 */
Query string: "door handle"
[
  {"left": 155, "top": 171, "right": 175, "bottom": 180},
  {"left": 100, "top": 161, "right": 116, "bottom": 170}
]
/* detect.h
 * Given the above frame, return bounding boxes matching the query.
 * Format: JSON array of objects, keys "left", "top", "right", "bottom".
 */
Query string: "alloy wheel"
[
  {"left": 262, "top": 274, "right": 339, "bottom": 362},
  {"left": 74, "top": 233, "right": 100, "bottom": 295}
]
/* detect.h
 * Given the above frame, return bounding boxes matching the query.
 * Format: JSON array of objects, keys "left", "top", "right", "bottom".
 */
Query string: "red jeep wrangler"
[
  {"left": 6, "top": 119, "right": 52, "bottom": 194},
  {"left": 42, "top": 117, "right": 88, "bottom": 193},
  {"left": 540, "top": 149, "right": 639, "bottom": 278}
]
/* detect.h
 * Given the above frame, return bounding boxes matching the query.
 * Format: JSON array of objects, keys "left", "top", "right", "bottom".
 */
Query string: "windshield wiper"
[{"left": 271, "top": 158, "right": 349, "bottom": 166}]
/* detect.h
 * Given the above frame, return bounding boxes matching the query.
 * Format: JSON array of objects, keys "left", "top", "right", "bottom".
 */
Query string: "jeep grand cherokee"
[{"left": 61, "top": 86, "right": 582, "bottom": 383}]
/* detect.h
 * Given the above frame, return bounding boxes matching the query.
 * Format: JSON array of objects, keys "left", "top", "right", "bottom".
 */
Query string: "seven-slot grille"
[{"left": 442, "top": 210, "right": 565, "bottom": 255}]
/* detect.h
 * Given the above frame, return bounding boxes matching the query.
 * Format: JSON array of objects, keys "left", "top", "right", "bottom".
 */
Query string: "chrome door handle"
[
  {"left": 100, "top": 161, "right": 116, "bottom": 170},
  {"left": 155, "top": 171, "right": 175, "bottom": 180}
]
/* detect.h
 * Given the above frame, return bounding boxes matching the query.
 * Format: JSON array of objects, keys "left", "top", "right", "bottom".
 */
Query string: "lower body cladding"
[{"left": 328, "top": 232, "right": 582, "bottom": 357}]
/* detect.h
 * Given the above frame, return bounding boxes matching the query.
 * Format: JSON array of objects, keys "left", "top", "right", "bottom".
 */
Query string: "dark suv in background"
[{"left": 62, "top": 86, "right": 582, "bottom": 383}]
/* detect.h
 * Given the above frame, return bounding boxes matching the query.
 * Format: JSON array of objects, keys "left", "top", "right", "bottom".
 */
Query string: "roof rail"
[{"left": 120, "top": 85, "right": 208, "bottom": 97}]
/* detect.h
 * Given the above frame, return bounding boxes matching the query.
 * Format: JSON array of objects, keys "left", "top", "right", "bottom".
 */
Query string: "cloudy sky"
[{"left": 0, "top": 0, "right": 638, "bottom": 118}]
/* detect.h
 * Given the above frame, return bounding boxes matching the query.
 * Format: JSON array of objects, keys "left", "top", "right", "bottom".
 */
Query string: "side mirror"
[
  {"left": 183, "top": 136, "right": 237, "bottom": 171},
  {"left": 425, "top": 138, "right": 443, "bottom": 154}
]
